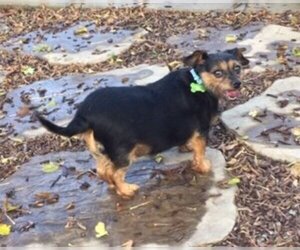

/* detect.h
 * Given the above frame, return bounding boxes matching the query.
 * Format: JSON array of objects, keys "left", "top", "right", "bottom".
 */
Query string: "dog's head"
[{"left": 183, "top": 48, "right": 249, "bottom": 100}]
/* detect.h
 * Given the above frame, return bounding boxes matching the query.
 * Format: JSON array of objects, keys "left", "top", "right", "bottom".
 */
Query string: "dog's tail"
[{"left": 35, "top": 112, "right": 89, "bottom": 137}]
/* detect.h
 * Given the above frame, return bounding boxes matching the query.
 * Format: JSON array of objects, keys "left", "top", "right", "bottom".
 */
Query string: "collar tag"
[{"left": 189, "top": 69, "right": 206, "bottom": 93}]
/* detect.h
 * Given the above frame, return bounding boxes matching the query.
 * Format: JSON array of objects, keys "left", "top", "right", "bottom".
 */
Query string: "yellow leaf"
[
  {"left": 6, "top": 202, "right": 19, "bottom": 212},
  {"left": 34, "top": 43, "right": 52, "bottom": 52},
  {"left": 228, "top": 177, "right": 240, "bottom": 186},
  {"left": 291, "top": 127, "right": 300, "bottom": 137},
  {"left": 0, "top": 224, "right": 11, "bottom": 236},
  {"left": 42, "top": 162, "right": 59, "bottom": 173},
  {"left": 292, "top": 47, "right": 300, "bottom": 57},
  {"left": 225, "top": 34, "right": 237, "bottom": 43},
  {"left": 95, "top": 222, "right": 108, "bottom": 238},
  {"left": 74, "top": 27, "right": 88, "bottom": 35},
  {"left": 0, "top": 89, "right": 6, "bottom": 96},
  {"left": 21, "top": 66, "right": 35, "bottom": 76},
  {"left": 291, "top": 162, "right": 300, "bottom": 178},
  {"left": 46, "top": 99, "right": 57, "bottom": 108},
  {"left": 154, "top": 154, "right": 163, "bottom": 164},
  {"left": 0, "top": 156, "right": 16, "bottom": 164}
]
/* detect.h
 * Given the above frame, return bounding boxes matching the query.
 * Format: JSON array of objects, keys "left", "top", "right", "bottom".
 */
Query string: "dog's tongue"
[{"left": 226, "top": 90, "right": 240, "bottom": 99}]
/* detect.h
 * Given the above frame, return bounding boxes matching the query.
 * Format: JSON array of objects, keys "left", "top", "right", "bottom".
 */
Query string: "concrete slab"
[
  {"left": 221, "top": 77, "right": 300, "bottom": 163},
  {"left": 0, "top": 147, "right": 236, "bottom": 247},
  {"left": 0, "top": 64, "right": 169, "bottom": 137},
  {"left": 2, "top": 21, "right": 146, "bottom": 64},
  {"left": 167, "top": 24, "right": 300, "bottom": 72},
  {"left": 239, "top": 25, "right": 300, "bottom": 72}
]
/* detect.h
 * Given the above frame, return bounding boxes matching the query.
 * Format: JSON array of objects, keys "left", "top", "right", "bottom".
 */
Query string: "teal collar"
[{"left": 190, "top": 68, "right": 206, "bottom": 93}]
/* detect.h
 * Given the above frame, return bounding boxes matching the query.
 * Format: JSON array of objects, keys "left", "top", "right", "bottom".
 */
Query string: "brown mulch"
[{"left": 0, "top": 5, "right": 299, "bottom": 247}]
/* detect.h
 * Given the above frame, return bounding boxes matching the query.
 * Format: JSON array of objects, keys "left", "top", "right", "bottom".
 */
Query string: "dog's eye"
[
  {"left": 233, "top": 65, "right": 241, "bottom": 74},
  {"left": 214, "top": 70, "right": 224, "bottom": 78}
]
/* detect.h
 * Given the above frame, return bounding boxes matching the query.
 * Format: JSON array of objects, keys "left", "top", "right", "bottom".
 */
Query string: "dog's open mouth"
[{"left": 225, "top": 90, "right": 240, "bottom": 100}]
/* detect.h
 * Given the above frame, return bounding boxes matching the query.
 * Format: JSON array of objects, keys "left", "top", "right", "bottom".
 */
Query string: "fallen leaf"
[
  {"left": 228, "top": 177, "right": 241, "bottom": 186},
  {"left": 42, "top": 162, "right": 59, "bottom": 173},
  {"left": 95, "top": 222, "right": 108, "bottom": 238},
  {"left": 74, "top": 26, "right": 88, "bottom": 35},
  {"left": 276, "top": 99, "right": 289, "bottom": 108},
  {"left": 21, "top": 66, "right": 35, "bottom": 76},
  {"left": 80, "top": 182, "right": 91, "bottom": 190},
  {"left": 46, "top": 99, "right": 57, "bottom": 108},
  {"left": 9, "top": 137, "right": 24, "bottom": 144},
  {"left": 225, "top": 34, "right": 237, "bottom": 43},
  {"left": 248, "top": 108, "right": 265, "bottom": 118},
  {"left": 0, "top": 156, "right": 16, "bottom": 164},
  {"left": 292, "top": 47, "right": 300, "bottom": 57},
  {"left": 17, "top": 105, "right": 30, "bottom": 117},
  {"left": 0, "top": 224, "right": 11, "bottom": 236},
  {"left": 31, "top": 192, "right": 59, "bottom": 207},
  {"left": 33, "top": 43, "right": 52, "bottom": 52},
  {"left": 154, "top": 154, "right": 164, "bottom": 164},
  {"left": 290, "top": 162, "right": 300, "bottom": 178},
  {"left": 0, "top": 89, "right": 6, "bottom": 96},
  {"left": 291, "top": 127, "right": 300, "bottom": 137},
  {"left": 122, "top": 239, "right": 134, "bottom": 249},
  {"left": 5, "top": 202, "right": 19, "bottom": 212},
  {"left": 65, "top": 202, "right": 75, "bottom": 210}
]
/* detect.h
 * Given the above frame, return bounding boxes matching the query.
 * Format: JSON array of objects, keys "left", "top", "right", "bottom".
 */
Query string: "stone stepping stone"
[
  {"left": 0, "top": 64, "right": 169, "bottom": 138},
  {"left": 222, "top": 77, "right": 300, "bottom": 163},
  {"left": 239, "top": 25, "right": 300, "bottom": 72},
  {"left": 167, "top": 24, "right": 300, "bottom": 72},
  {"left": 0, "top": 147, "right": 236, "bottom": 247},
  {"left": 2, "top": 21, "right": 146, "bottom": 64}
]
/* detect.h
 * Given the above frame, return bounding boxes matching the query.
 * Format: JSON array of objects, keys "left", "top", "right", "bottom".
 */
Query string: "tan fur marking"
[
  {"left": 228, "top": 59, "right": 239, "bottom": 70},
  {"left": 218, "top": 61, "right": 228, "bottom": 72},
  {"left": 113, "top": 168, "right": 139, "bottom": 199},
  {"left": 187, "top": 132, "right": 211, "bottom": 173},
  {"left": 81, "top": 130, "right": 102, "bottom": 159},
  {"left": 200, "top": 71, "right": 232, "bottom": 97},
  {"left": 95, "top": 155, "right": 116, "bottom": 188},
  {"left": 129, "top": 144, "right": 151, "bottom": 162}
]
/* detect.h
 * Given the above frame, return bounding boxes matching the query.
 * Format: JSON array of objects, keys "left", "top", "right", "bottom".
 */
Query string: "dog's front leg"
[{"left": 189, "top": 133, "right": 211, "bottom": 174}]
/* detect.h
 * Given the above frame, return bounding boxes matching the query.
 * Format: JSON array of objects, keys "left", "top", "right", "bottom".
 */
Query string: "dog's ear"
[
  {"left": 182, "top": 50, "right": 208, "bottom": 67},
  {"left": 226, "top": 48, "right": 249, "bottom": 66}
]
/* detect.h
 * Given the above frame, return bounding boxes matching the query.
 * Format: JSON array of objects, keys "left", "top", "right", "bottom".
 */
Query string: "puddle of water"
[
  {"left": 245, "top": 90, "right": 300, "bottom": 146},
  {"left": 0, "top": 149, "right": 213, "bottom": 247},
  {"left": 167, "top": 23, "right": 263, "bottom": 54},
  {"left": 0, "top": 65, "right": 167, "bottom": 137},
  {"left": 4, "top": 21, "right": 133, "bottom": 54}
]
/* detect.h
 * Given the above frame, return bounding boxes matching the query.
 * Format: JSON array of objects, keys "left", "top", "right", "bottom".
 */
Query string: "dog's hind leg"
[
  {"left": 111, "top": 144, "right": 150, "bottom": 198},
  {"left": 81, "top": 130, "right": 115, "bottom": 189}
]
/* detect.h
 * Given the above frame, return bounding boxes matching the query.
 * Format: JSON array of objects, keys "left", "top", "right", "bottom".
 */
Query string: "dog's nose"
[{"left": 233, "top": 81, "right": 241, "bottom": 89}]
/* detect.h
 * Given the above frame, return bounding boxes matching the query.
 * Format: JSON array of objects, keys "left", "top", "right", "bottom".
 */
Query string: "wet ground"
[
  {"left": 0, "top": 64, "right": 168, "bottom": 137},
  {"left": 2, "top": 21, "right": 146, "bottom": 64},
  {"left": 0, "top": 148, "right": 229, "bottom": 247}
]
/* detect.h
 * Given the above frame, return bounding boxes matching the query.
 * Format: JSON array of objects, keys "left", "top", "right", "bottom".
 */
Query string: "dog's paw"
[
  {"left": 192, "top": 158, "right": 211, "bottom": 174},
  {"left": 116, "top": 183, "right": 139, "bottom": 199}
]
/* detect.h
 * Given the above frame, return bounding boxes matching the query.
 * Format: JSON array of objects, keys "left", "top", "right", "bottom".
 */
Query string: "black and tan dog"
[{"left": 36, "top": 48, "right": 249, "bottom": 199}]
